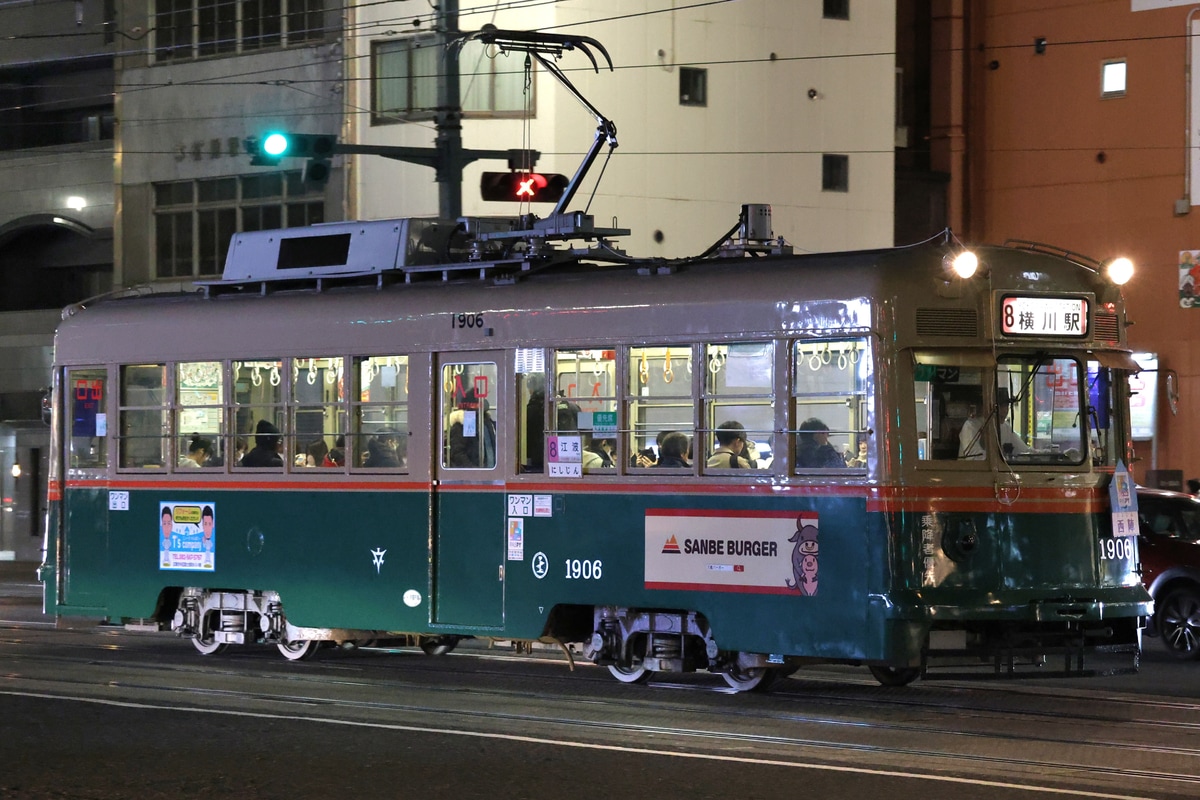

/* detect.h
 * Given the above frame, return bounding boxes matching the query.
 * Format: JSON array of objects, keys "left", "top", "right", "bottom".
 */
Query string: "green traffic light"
[{"left": 262, "top": 133, "right": 289, "bottom": 157}]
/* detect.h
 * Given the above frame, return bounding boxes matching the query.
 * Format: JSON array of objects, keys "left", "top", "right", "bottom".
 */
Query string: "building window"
[
  {"left": 679, "top": 67, "right": 707, "bottom": 107},
  {"left": 822, "top": 154, "right": 849, "bottom": 192},
  {"left": 153, "top": 0, "right": 325, "bottom": 62},
  {"left": 823, "top": 0, "right": 850, "bottom": 20},
  {"left": 153, "top": 172, "right": 324, "bottom": 279},
  {"left": 372, "top": 36, "right": 534, "bottom": 123},
  {"left": 1102, "top": 59, "right": 1127, "bottom": 98}
]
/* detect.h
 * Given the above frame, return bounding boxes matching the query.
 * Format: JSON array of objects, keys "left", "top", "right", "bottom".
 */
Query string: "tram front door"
[{"left": 432, "top": 352, "right": 506, "bottom": 628}]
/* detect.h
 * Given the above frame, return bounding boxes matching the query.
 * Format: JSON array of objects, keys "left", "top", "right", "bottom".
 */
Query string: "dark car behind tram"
[{"left": 1137, "top": 487, "right": 1200, "bottom": 659}]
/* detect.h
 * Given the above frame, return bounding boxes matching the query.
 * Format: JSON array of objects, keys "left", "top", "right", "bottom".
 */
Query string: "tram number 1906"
[
  {"left": 565, "top": 559, "right": 602, "bottom": 580},
  {"left": 452, "top": 313, "right": 485, "bottom": 329},
  {"left": 1099, "top": 537, "right": 1134, "bottom": 561}
]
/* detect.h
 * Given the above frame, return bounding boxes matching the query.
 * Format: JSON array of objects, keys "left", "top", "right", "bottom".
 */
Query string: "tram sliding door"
[
  {"left": 432, "top": 352, "right": 506, "bottom": 628},
  {"left": 58, "top": 367, "right": 109, "bottom": 610}
]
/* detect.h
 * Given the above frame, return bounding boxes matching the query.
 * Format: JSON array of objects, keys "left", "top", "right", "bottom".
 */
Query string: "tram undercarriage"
[
  {"left": 582, "top": 605, "right": 797, "bottom": 692},
  {"left": 156, "top": 587, "right": 463, "bottom": 662},
  {"left": 144, "top": 590, "right": 1143, "bottom": 691}
]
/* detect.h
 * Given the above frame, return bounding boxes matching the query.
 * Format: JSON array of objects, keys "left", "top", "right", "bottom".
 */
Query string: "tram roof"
[{"left": 53, "top": 239, "right": 1127, "bottom": 365}]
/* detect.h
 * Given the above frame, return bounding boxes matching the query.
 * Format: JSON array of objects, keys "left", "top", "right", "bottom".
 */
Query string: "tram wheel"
[
  {"left": 868, "top": 665, "right": 921, "bottom": 686},
  {"left": 721, "top": 664, "right": 777, "bottom": 693},
  {"left": 419, "top": 635, "right": 461, "bottom": 657},
  {"left": 277, "top": 639, "right": 322, "bottom": 661},
  {"left": 1158, "top": 587, "right": 1200, "bottom": 660},
  {"left": 608, "top": 663, "right": 653, "bottom": 684},
  {"left": 191, "top": 633, "right": 227, "bottom": 656}
]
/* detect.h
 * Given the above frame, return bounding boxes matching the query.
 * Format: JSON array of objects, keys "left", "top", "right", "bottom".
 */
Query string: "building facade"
[
  {"left": 350, "top": 0, "right": 898, "bottom": 256},
  {"left": 928, "top": 0, "right": 1200, "bottom": 484}
]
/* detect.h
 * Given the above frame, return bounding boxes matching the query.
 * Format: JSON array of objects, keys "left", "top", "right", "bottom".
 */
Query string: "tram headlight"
[
  {"left": 1105, "top": 256, "right": 1134, "bottom": 286},
  {"left": 943, "top": 250, "right": 979, "bottom": 279}
]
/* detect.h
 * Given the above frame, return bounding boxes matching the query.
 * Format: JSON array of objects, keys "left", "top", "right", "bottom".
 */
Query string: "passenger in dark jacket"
[
  {"left": 449, "top": 389, "right": 497, "bottom": 468},
  {"left": 796, "top": 418, "right": 845, "bottom": 469},
  {"left": 241, "top": 419, "right": 283, "bottom": 467},
  {"left": 364, "top": 429, "right": 403, "bottom": 468},
  {"left": 654, "top": 431, "right": 691, "bottom": 468}
]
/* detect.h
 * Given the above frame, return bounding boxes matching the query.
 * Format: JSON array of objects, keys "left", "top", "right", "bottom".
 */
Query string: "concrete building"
[
  {"left": 0, "top": 0, "right": 116, "bottom": 559},
  {"left": 928, "top": 0, "right": 1200, "bottom": 484},
  {"left": 351, "top": 1, "right": 898, "bottom": 256}
]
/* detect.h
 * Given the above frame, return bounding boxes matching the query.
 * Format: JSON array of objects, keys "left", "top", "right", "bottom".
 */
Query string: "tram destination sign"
[{"left": 999, "top": 295, "right": 1089, "bottom": 338}]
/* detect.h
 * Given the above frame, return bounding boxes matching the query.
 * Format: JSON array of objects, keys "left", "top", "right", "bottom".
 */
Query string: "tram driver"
[{"left": 958, "top": 388, "right": 1031, "bottom": 459}]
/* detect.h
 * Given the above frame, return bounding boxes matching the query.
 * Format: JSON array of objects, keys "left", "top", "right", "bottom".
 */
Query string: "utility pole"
[{"left": 436, "top": 0, "right": 463, "bottom": 220}]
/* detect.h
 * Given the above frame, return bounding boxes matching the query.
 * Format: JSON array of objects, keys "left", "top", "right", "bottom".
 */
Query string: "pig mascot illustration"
[{"left": 785, "top": 517, "right": 819, "bottom": 596}]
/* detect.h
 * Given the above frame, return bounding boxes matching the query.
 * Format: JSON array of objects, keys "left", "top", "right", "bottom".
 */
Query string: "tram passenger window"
[
  {"left": 703, "top": 343, "right": 773, "bottom": 470},
  {"left": 441, "top": 362, "right": 498, "bottom": 469},
  {"left": 627, "top": 345, "right": 694, "bottom": 470},
  {"left": 290, "top": 357, "right": 347, "bottom": 469},
  {"left": 556, "top": 349, "right": 616, "bottom": 473},
  {"left": 792, "top": 339, "right": 871, "bottom": 471},
  {"left": 912, "top": 358, "right": 983, "bottom": 461},
  {"left": 176, "top": 362, "right": 224, "bottom": 468},
  {"left": 233, "top": 360, "right": 284, "bottom": 469},
  {"left": 66, "top": 368, "right": 107, "bottom": 470},
  {"left": 118, "top": 364, "right": 167, "bottom": 469},
  {"left": 353, "top": 356, "right": 407, "bottom": 470}
]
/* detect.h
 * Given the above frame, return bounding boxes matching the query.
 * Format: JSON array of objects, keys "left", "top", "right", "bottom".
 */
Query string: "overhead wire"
[{"left": 1, "top": 1, "right": 1193, "bottom": 163}]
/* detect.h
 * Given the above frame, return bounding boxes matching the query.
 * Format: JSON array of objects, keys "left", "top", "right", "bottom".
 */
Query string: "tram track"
[{"left": 3, "top": 630, "right": 1200, "bottom": 796}]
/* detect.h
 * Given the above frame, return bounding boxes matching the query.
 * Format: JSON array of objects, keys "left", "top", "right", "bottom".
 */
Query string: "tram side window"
[
  {"left": 703, "top": 343, "right": 773, "bottom": 470},
  {"left": 555, "top": 349, "right": 617, "bottom": 473},
  {"left": 627, "top": 345, "right": 694, "bottom": 470},
  {"left": 288, "top": 357, "right": 346, "bottom": 469},
  {"left": 518, "top": 355, "right": 549, "bottom": 473},
  {"left": 119, "top": 364, "right": 167, "bottom": 469},
  {"left": 442, "top": 362, "right": 498, "bottom": 469},
  {"left": 67, "top": 368, "right": 107, "bottom": 469},
  {"left": 176, "top": 362, "right": 224, "bottom": 468},
  {"left": 913, "top": 358, "right": 984, "bottom": 461},
  {"left": 354, "top": 356, "right": 407, "bottom": 470},
  {"left": 793, "top": 338, "right": 871, "bottom": 471},
  {"left": 233, "top": 360, "right": 285, "bottom": 469}
]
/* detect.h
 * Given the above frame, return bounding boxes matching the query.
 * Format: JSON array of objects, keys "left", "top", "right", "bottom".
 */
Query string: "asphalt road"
[{"left": 3, "top": 561, "right": 1200, "bottom": 800}]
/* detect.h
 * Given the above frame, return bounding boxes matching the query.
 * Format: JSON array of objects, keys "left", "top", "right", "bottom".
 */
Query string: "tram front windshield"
[{"left": 915, "top": 353, "right": 1123, "bottom": 467}]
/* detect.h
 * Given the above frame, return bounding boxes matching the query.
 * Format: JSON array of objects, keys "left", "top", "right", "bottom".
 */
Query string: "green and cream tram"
[{"left": 40, "top": 212, "right": 1151, "bottom": 689}]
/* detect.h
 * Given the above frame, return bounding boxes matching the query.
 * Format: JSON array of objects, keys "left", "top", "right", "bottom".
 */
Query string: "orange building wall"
[{"left": 941, "top": 0, "right": 1200, "bottom": 484}]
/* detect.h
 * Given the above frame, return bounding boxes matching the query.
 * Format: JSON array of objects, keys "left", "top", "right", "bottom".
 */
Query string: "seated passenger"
[
  {"left": 324, "top": 435, "right": 345, "bottom": 467},
  {"left": 364, "top": 429, "right": 403, "bottom": 468},
  {"left": 796, "top": 418, "right": 845, "bottom": 468},
  {"left": 582, "top": 436, "right": 615, "bottom": 469},
  {"left": 241, "top": 420, "right": 283, "bottom": 467},
  {"left": 304, "top": 438, "right": 329, "bottom": 468},
  {"left": 655, "top": 432, "right": 691, "bottom": 468},
  {"left": 178, "top": 434, "right": 212, "bottom": 468},
  {"left": 706, "top": 421, "right": 755, "bottom": 469}
]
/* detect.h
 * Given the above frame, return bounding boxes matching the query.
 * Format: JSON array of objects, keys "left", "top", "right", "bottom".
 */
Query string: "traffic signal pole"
[{"left": 324, "top": 0, "right": 535, "bottom": 218}]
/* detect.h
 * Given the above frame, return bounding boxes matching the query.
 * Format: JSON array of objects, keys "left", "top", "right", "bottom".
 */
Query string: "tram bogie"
[{"left": 41, "top": 207, "right": 1152, "bottom": 691}]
